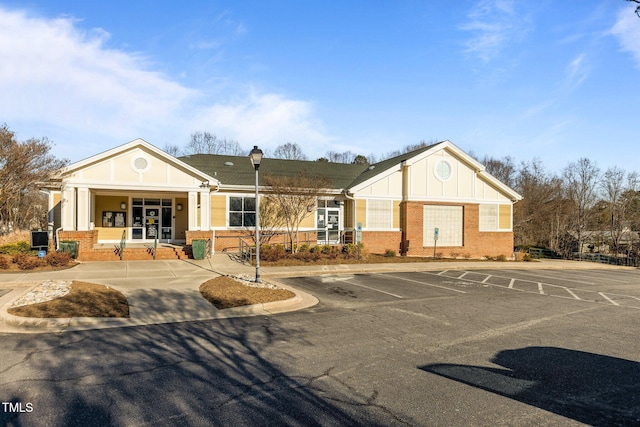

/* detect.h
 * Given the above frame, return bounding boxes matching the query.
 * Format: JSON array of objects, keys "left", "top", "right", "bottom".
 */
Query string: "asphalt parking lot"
[
  {"left": 285, "top": 268, "right": 640, "bottom": 310},
  {"left": 2, "top": 266, "right": 640, "bottom": 426},
  {"left": 277, "top": 267, "right": 640, "bottom": 425}
]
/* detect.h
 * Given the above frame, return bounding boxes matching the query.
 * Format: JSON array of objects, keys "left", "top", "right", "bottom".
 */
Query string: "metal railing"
[
  {"left": 114, "top": 230, "right": 127, "bottom": 260},
  {"left": 570, "top": 252, "right": 640, "bottom": 267}
]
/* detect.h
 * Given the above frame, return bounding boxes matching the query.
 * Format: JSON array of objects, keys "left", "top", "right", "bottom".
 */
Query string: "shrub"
[
  {"left": 46, "top": 251, "right": 72, "bottom": 267},
  {"left": 462, "top": 253, "right": 471, "bottom": 259},
  {"left": 384, "top": 249, "right": 396, "bottom": 257},
  {"left": 0, "top": 241, "right": 32, "bottom": 255},
  {"left": 496, "top": 254, "right": 507, "bottom": 262},
  {"left": 484, "top": 255, "right": 495, "bottom": 261},
  {"left": 260, "top": 244, "right": 286, "bottom": 262},
  {"left": 449, "top": 251, "right": 460, "bottom": 259},
  {"left": 435, "top": 252, "right": 443, "bottom": 259},
  {"left": 0, "top": 256, "right": 9, "bottom": 270},
  {"left": 12, "top": 254, "right": 42, "bottom": 270},
  {"left": 298, "top": 243, "right": 311, "bottom": 253}
]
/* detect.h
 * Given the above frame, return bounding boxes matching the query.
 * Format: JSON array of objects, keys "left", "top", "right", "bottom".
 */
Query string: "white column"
[
  {"left": 76, "top": 187, "right": 90, "bottom": 231},
  {"left": 188, "top": 191, "right": 199, "bottom": 230},
  {"left": 199, "top": 191, "right": 211, "bottom": 230},
  {"left": 61, "top": 186, "right": 76, "bottom": 230}
]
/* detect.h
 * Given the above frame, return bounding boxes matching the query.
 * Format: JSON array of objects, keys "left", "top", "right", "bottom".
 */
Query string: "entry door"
[
  {"left": 317, "top": 207, "right": 341, "bottom": 244},
  {"left": 131, "top": 198, "right": 173, "bottom": 242}
]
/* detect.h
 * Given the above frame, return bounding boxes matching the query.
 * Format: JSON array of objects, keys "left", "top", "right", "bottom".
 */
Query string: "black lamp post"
[{"left": 249, "top": 145, "right": 263, "bottom": 283}]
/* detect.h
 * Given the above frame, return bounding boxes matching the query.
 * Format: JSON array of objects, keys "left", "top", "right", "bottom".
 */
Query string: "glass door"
[
  {"left": 131, "top": 198, "right": 173, "bottom": 242},
  {"left": 317, "top": 207, "right": 341, "bottom": 244}
]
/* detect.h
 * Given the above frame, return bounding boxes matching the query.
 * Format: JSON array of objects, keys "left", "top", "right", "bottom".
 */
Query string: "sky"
[{"left": 1, "top": 0, "right": 639, "bottom": 174}]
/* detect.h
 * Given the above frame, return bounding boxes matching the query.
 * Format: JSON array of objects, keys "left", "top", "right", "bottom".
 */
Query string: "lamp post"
[{"left": 249, "top": 145, "right": 263, "bottom": 283}]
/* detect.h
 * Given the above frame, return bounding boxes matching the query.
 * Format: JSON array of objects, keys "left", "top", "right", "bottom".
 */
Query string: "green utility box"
[
  {"left": 58, "top": 240, "right": 78, "bottom": 259},
  {"left": 192, "top": 239, "right": 207, "bottom": 260}
]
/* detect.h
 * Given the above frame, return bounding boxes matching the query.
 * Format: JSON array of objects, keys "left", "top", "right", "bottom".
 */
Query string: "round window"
[
  {"left": 131, "top": 155, "right": 150, "bottom": 173},
  {"left": 434, "top": 160, "right": 452, "bottom": 181}
]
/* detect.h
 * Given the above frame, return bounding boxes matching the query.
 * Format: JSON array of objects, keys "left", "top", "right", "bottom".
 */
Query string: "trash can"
[
  {"left": 192, "top": 239, "right": 207, "bottom": 260},
  {"left": 58, "top": 240, "right": 78, "bottom": 259}
]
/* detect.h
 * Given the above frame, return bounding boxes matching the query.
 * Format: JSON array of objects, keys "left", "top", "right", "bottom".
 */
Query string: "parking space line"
[
  {"left": 481, "top": 275, "right": 491, "bottom": 284},
  {"left": 599, "top": 292, "right": 620, "bottom": 306},
  {"left": 565, "top": 288, "right": 582, "bottom": 300},
  {"left": 538, "top": 283, "right": 544, "bottom": 295},
  {"left": 386, "top": 273, "right": 467, "bottom": 294},
  {"left": 345, "top": 280, "right": 404, "bottom": 298},
  {"left": 508, "top": 279, "right": 515, "bottom": 289}
]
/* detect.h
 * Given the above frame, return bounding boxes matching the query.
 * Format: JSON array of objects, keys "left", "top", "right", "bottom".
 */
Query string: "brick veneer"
[
  {"left": 400, "top": 201, "right": 514, "bottom": 259},
  {"left": 57, "top": 230, "right": 188, "bottom": 261}
]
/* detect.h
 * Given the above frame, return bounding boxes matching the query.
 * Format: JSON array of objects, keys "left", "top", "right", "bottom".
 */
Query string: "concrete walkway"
[{"left": 0, "top": 254, "right": 634, "bottom": 334}]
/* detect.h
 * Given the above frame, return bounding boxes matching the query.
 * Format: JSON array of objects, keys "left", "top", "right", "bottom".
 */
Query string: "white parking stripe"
[
  {"left": 481, "top": 275, "right": 491, "bottom": 283},
  {"left": 565, "top": 288, "right": 582, "bottom": 300},
  {"left": 386, "top": 273, "right": 467, "bottom": 294},
  {"left": 508, "top": 279, "right": 515, "bottom": 289},
  {"left": 538, "top": 283, "right": 544, "bottom": 295},
  {"left": 599, "top": 292, "right": 620, "bottom": 306},
  {"left": 345, "top": 281, "right": 404, "bottom": 298}
]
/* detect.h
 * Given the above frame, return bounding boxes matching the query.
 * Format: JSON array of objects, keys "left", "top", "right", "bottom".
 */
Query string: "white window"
[
  {"left": 367, "top": 199, "right": 392, "bottom": 229},
  {"left": 423, "top": 205, "right": 463, "bottom": 247},
  {"left": 479, "top": 204, "right": 512, "bottom": 231}
]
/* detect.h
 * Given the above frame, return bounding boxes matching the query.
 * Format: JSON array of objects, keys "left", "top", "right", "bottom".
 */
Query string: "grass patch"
[
  {"left": 200, "top": 276, "right": 295, "bottom": 309},
  {"left": 7, "top": 281, "right": 129, "bottom": 318}
]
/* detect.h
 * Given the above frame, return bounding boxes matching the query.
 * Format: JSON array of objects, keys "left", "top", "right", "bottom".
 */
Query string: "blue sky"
[{"left": 1, "top": 1, "right": 639, "bottom": 173}]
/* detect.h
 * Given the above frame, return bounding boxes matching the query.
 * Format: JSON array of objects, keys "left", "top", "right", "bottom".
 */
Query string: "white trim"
[{"left": 59, "top": 138, "right": 219, "bottom": 188}]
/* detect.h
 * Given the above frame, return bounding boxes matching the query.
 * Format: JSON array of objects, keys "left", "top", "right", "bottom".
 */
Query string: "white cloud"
[
  {"left": 610, "top": 6, "right": 640, "bottom": 69},
  {"left": 459, "top": 0, "right": 529, "bottom": 63},
  {"left": 566, "top": 53, "right": 589, "bottom": 88},
  {"left": 190, "top": 90, "right": 331, "bottom": 155},
  {"left": 0, "top": 6, "right": 328, "bottom": 160}
]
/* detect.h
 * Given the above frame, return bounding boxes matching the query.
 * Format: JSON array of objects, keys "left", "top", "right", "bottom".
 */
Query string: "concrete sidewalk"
[{"left": 0, "top": 254, "right": 634, "bottom": 334}]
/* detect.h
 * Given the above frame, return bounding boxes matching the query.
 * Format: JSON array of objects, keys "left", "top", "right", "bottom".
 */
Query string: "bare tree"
[
  {"left": 262, "top": 172, "right": 329, "bottom": 252},
  {"left": 186, "top": 131, "right": 243, "bottom": 155},
  {"left": 324, "top": 150, "right": 356, "bottom": 164},
  {"left": 628, "top": 0, "right": 640, "bottom": 17},
  {"left": 514, "top": 158, "right": 569, "bottom": 252},
  {"left": 162, "top": 143, "right": 182, "bottom": 157},
  {"left": 600, "top": 167, "right": 639, "bottom": 255},
  {"left": 0, "top": 124, "right": 68, "bottom": 230},
  {"left": 563, "top": 158, "right": 601, "bottom": 255},
  {"left": 478, "top": 155, "right": 517, "bottom": 189},
  {"left": 272, "top": 142, "right": 307, "bottom": 160}
]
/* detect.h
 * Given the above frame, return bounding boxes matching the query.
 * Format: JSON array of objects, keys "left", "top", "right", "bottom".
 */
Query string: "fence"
[{"left": 570, "top": 252, "right": 640, "bottom": 267}]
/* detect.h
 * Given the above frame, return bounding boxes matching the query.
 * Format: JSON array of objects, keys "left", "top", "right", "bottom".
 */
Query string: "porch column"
[
  {"left": 76, "top": 187, "right": 90, "bottom": 231},
  {"left": 188, "top": 191, "right": 199, "bottom": 230},
  {"left": 199, "top": 190, "right": 211, "bottom": 230},
  {"left": 61, "top": 186, "right": 76, "bottom": 230}
]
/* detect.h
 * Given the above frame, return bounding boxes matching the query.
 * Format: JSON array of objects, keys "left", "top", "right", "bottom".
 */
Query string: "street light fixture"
[{"left": 249, "top": 145, "right": 263, "bottom": 283}]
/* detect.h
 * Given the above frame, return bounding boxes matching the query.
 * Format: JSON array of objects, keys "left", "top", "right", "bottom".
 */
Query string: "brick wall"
[
  {"left": 399, "top": 201, "right": 514, "bottom": 259},
  {"left": 360, "top": 231, "right": 403, "bottom": 254}
]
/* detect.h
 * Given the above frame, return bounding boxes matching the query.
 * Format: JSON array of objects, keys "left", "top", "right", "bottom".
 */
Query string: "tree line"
[
  {"left": 3, "top": 123, "right": 640, "bottom": 260},
  {"left": 166, "top": 131, "right": 436, "bottom": 165},
  {"left": 479, "top": 154, "right": 640, "bottom": 257}
]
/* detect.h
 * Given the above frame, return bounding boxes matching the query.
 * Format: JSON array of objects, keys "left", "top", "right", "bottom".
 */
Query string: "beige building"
[{"left": 44, "top": 138, "right": 522, "bottom": 260}]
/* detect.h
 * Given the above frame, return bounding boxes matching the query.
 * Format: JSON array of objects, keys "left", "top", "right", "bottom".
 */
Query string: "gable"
[
  {"left": 349, "top": 141, "right": 521, "bottom": 202},
  {"left": 60, "top": 139, "right": 217, "bottom": 190}
]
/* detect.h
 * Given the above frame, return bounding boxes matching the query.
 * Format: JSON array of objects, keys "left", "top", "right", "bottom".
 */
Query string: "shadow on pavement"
[
  {"left": 421, "top": 346, "right": 640, "bottom": 426},
  {"left": 1, "top": 315, "right": 399, "bottom": 426}
]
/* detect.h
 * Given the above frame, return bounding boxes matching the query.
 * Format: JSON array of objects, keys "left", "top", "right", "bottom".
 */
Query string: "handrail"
[
  {"left": 153, "top": 234, "right": 157, "bottom": 260},
  {"left": 119, "top": 230, "right": 126, "bottom": 260}
]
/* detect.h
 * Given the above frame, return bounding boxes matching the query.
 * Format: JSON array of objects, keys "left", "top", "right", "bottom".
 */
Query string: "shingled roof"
[
  {"left": 179, "top": 153, "right": 369, "bottom": 189},
  {"left": 179, "top": 143, "right": 441, "bottom": 191}
]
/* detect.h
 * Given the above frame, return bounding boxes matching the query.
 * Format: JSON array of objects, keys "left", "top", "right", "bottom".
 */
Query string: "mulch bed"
[
  {"left": 200, "top": 276, "right": 295, "bottom": 309},
  {"left": 7, "top": 281, "right": 129, "bottom": 318}
]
